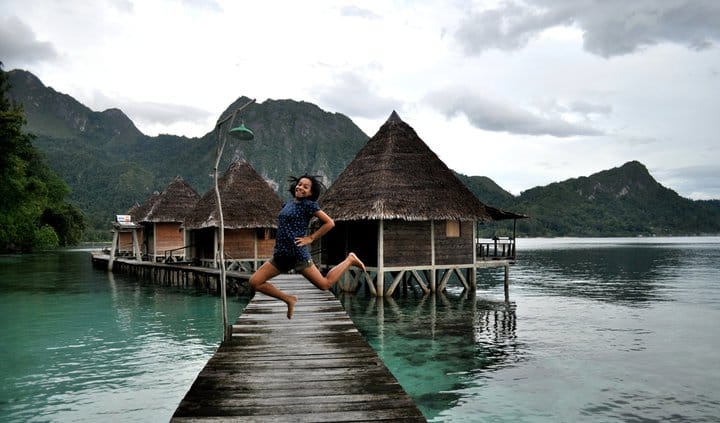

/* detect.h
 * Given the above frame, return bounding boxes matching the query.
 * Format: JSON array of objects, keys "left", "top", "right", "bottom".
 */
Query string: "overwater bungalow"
[
  {"left": 131, "top": 176, "right": 201, "bottom": 262},
  {"left": 318, "top": 111, "right": 523, "bottom": 296},
  {"left": 110, "top": 191, "right": 161, "bottom": 258},
  {"left": 109, "top": 213, "right": 143, "bottom": 263},
  {"left": 183, "top": 160, "right": 282, "bottom": 271}
]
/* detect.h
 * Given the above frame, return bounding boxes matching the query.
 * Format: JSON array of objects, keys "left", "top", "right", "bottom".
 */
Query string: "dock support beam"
[
  {"left": 108, "top": 231, "right": 118, "bottom": 271},
  {"left": 504, "top": 263, "right": 510, "bottom": 302},
  {"left": 376, "top": 219, "right": 384, "bottom": 297}
]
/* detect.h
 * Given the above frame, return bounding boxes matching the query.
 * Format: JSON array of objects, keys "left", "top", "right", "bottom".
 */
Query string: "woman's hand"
[
  {"left": 294, "top": 210, "right": 334, "bottom": 247},
  {"left": 294, "top": 236, "right": 314, "bottom": 246}
]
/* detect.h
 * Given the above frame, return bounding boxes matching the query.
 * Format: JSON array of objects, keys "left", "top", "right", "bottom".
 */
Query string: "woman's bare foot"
[
  {"left": 286, "top": 295, "right": 298, "bottom": 319},
  {"left": 348, "top": 252, "right": 366, "bottom": 272}
]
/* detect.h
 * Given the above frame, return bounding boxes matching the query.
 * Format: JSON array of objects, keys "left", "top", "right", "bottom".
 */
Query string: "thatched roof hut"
[
  {"left": 128, "top": 192, "right": 159, "bottom": 223},
  {"left": 136, "top": 177, "right": 200, "bottom": 223},
  {"left": 320, "top": 111, "right": 492, "bottom": 222},
  {"left": 183, "top": 161, "right": 282, "bottom": 230},
  {"left": 318, "top": 111, "right": 519, "bottom": 296},
  {"left": 124, "top": 177, "right": 200, "bottom": 261},
  {"left": 111, "top": 195, "right": 156, "bottom": 255},
  {"left": 183, "top": 161, "right": 282, "bottom": 268}
]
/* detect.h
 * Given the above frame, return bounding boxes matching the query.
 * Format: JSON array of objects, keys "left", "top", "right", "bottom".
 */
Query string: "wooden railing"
[
  {"left": 163, "top": 245, "right": 194, "bottom": 263},
  {"left": 197, "top": 253, "right": 266, "bottom": 273},
  {"left": 477, "top": 236, "right": 516, "bottom": 260}
]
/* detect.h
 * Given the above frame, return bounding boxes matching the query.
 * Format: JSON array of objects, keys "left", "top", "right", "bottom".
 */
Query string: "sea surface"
[{"left": 1, "top": 237, "right": 719, "bottom": 422}]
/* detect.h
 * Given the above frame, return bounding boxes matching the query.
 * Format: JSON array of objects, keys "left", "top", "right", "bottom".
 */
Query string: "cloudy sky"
[{"left": 1, "top": 0, "right": 719, "bottom": 199}]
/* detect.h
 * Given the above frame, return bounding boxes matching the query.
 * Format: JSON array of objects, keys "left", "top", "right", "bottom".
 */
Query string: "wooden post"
[
  {"left": 152, "top": 224, "right": 157, "bottom": 262},
  {"left": 108, "top": 230, "right": 118, "bottom": 271},
  {"left": 213, "top": 230, "right": 218, "bottom": 269},
  {"left": 504, "top": 263, "right": 510, "bottom": 302},
  {"left": 183, "top": 227, "right": 189, "bottom": 262},
  {"left": 512, "top": 218, "right": 517, "bottom": 259},
  {"left": 253, "top": 232, "right": 258, "bottom": 271},
  {"left": 430, "top": 220, "right": 436, "bottom": 292},
  {"left": 471, "top": 219, "right": 477, "bottom": 289},
  {"left": 376, "top": 219, "right": 384, "bottom": 297},
  {"left": 131, "top": 229, "right": 141, "bottom": 261}
]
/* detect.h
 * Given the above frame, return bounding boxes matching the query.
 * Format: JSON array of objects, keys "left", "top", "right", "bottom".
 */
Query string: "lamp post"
[{"left": 213, "top": 98, "right": 255, "bottom": 341}]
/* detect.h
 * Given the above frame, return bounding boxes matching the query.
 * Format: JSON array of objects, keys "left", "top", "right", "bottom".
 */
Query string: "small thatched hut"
[
  {"left": 132, "top": 177, "right": 200, "bottom": 262},
  {"left": 319, "top": 111, "right": 504, "bottom": 296},
  {"left": 111, "top": 193, "right": 158, "bottom": 257},
  {"left": 183, "top": 160, "right": 282, "bottom": 271}
]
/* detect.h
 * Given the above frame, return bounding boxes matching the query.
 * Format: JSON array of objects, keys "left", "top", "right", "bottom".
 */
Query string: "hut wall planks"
[
  {"left": 384, "top": 220, "right": 432, "bottom": 267},
  {"left": 155, "top": 222, "right": 185, "bottom": 255},
  {"left": 434, "top": 219, "right": 474, "bottom": 265}
]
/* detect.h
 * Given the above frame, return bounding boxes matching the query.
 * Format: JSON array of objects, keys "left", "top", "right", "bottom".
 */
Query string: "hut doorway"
[{"left": 321, "top": 220, "right": 378, "bottom": 268}]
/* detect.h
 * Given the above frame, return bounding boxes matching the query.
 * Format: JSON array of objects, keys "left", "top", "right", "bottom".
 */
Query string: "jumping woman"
[{"left": 248, "top": 174, "right": 365, "bottom": 319}]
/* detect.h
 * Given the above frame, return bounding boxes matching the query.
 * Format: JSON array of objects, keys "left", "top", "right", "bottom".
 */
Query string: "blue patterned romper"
[{"left": 271, "top": 199, "right": 320, "bottom": 273}]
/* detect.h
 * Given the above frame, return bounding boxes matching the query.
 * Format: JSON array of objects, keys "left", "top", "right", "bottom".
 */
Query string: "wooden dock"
[
  {"left": 171, "top": 275, "right": 427, "bottom": 422},
  {"left": 90, "top": 253, "right": 252, "bottom": 295}
]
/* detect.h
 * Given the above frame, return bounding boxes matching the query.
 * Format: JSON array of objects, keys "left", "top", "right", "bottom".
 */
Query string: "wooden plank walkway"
[{"left": 172, "top": 275, "right": 427, "bottom": 422}]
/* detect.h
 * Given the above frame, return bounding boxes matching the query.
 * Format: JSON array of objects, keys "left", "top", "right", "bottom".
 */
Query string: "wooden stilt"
[
  {"left": 108, "top": 231, "right": 119, "bottom": 271},
  {"left": 504, "top": 263, "right": 510, "bottom": 302},
  {"left": 377, "top": 219, "right": 385, "bottom": 297}
]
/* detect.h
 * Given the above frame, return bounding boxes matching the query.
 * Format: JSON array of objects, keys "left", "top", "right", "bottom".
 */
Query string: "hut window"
[{"left": 446, "top": 221, "right": 461, "bottom": 237}]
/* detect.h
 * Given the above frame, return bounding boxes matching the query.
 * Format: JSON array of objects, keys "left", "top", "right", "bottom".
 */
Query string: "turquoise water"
[
  {"left": 1, "top": 238, "right": 719, "bottom": 422},
  {"left": 0, "top": 250, "right": 249, "bottom": 422},
  {"left": 340, "top": 237, "right": 720, "bottom": 422}
]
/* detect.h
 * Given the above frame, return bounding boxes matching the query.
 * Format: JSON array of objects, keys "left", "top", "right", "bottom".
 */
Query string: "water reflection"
[
  {"left": 105, "top": 270, "right": 251, "bottom": 343},
  {"left": 0, "top": 252, "right": 99, "bottom": 295},
  {"left": 580, "top": 387, "right": 720, "bottom": 422},
  {"left": 338, "top": 290, "right": 522, "bottom": 420},
  {"left": 509, "top": 245, "right": 690, "bottom": 305}
]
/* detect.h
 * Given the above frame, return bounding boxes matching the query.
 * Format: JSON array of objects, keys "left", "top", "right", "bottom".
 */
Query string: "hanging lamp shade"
[{"left": 228, "top": 123, "right": 255, "bottom": 141}]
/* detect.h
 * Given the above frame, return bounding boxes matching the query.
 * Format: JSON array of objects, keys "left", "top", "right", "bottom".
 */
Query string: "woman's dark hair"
[{"left": 288, "top": 174, "right": 323, "bottom": 201}]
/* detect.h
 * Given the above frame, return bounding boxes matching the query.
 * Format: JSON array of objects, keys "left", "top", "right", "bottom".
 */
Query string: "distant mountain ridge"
[
  {"left": 7, "top": 69, "right": 369, "bottom": 239},
  {"left": 7, "top": 69, "right": 720, "bottom": 239},
  {"left": 474, "top": 161, "right": 720, "bottom": 236},
  {"left": 7, "top": 70, "right": 143, "bottom": 142}
]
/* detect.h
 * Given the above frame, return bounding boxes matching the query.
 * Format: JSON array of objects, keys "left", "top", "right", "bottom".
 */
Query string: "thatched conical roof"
[
  {"left": 183, "top": 160, "right": 282, "bottom": 229},
  {"left": 135, "top": 177, "right": 200, "bottom": 223},
  {"left": 320, "top": 111, "right": 492, "bottom": 222},
  {"left": 127, "top": 191, "right": 160, "bottom": 222}
]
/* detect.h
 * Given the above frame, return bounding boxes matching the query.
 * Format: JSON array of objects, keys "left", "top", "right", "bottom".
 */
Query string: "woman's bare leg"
[
  {"left": 249, "top": 261, "right": 298, "bottom": 319},
  {"left": 302, "top": 252, "right": 366, "bottom": 291}
]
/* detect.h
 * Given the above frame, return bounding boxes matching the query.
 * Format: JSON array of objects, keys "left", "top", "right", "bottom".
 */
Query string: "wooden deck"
[
  {"left": 171, "top": 275, "right": 427, "bottom": 422},
  {"left": 90, "top": 253, "right": 252, "bottom": 294}
]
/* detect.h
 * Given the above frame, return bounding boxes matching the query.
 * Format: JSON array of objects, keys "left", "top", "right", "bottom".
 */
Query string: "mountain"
[
  {"left": 6, "top": 70, "right": 144, "bottom": 142},
  {"left": 454, "top": 172, "right": 515, "bottom": 209},
  {"left": 6, "top": 69, "right": 719, "bottom": 239},
  {"left": 7, "top": 69, "right": 369, "bottom": 239},
  {"left": 504, "top": 161, "right": 720, "bottom": 236}
]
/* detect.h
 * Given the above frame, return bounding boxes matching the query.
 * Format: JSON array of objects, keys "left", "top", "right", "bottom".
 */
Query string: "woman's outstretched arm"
[{"left": 295, "top": 210, "right": 334, "bottom": 247}]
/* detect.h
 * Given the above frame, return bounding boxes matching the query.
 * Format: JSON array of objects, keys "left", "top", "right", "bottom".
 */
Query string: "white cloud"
[
  {"left": 455, "top": 0, "right": 720, "bottom": 57},
  {"left": 0, "top": 0, "right": 718, "bottom": 200},
  {"left": 340, "top": 5, "right": 380, "bottom": 19},
  {"left": 655, "top": 164, "right": 720, "bottom": 201},
  {"left": 313, "top": 70, "right": 402, "bottom": 119},
  {"left": 425, "top": 86, "right": 603, "bottom": 137},
  {"left": 0, "top": 16, "right": 59, "bottom": 64}
]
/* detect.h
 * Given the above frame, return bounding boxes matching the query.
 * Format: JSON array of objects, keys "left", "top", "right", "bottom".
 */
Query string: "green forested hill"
[
  {"left": 454, "top": 172, "right": 515, "bottom": 208},
  {"left": 1, "top": 66, "right": 85, "bottom": 251},
  {"left": 476, "top": 161, "right": 720, "bottom": 237},
  {"left": 6, "top": 69, "right": 720, "bottom": 239},
  {"left": 7, "top": 69, "right": 369, "bottom": 239}
]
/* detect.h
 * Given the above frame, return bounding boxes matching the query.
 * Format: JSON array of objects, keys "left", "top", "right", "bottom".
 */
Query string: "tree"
[{"left": 0, "top": 63, "right": 85, "bottom": 251}]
